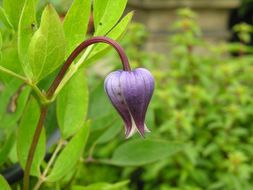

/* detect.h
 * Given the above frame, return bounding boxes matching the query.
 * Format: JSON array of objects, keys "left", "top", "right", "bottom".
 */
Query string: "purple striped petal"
[
  {"left": 104, "top": 68, "right": 154, "bottom": 138},
  {"left": 104, "top": 71, "right": 133, "bottom": 137}
]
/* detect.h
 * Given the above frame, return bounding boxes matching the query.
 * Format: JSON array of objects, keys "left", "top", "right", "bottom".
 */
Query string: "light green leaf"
[
  {"left": 0, "top": 31, "right": 2, "bottom": 49},
  {"left": 46, "top": 122, "right": 90, "bottom": 182},
  {"left": 0, "top": 7, "right": 13, "bottom": 29},
  {"left": 3, "top": 0, "right": 25, "bottom": 30},
  {"left": 86, "top": 12, "right": 133, "bottom": 64},
  {"left": 106, "top": 139, "right": 183, "bottom": 166},
  {"left": 72, "top": 180, "right": 129, "bottom": 190},
  {"left": 63, "top": 0, "right": 91, "bottom": 56},
  {"left": 28, "top": 4, "right": 65, "bottom": 82},
  {"left": 57, "top": 68, "right": 88, "bottom": 138},
  {"left": 93, "top": 0, "right": 127, "bottom": 35},
  {"left": 0, "top": 41, "right": 24, "bottom": 83},
  {"left": 17, "top": 97, "right": 46, "bottom": 176},
  {"left": 18, "top": 0, "right": 37, "bottom": 75},
  {"left": 0, "top": 175, "right": 11, "bottom": 190}
]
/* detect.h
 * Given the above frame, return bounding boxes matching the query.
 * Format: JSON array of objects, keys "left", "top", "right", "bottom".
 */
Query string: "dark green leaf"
[
  {"left": 72, "top": 180, "right": 129, "bottom": 190},
  {"left": 107, "top": 139, "right": 183, "bottom": 166},
  {"left": 96, "top": 118, "right": 122, "bottom": 144}
]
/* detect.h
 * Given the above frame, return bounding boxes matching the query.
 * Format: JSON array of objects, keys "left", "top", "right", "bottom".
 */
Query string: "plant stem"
[
  {"left": 30, "top": 84, "right": 49, "bottom": 105},
  {"left": 33, "top": 140, "right": 64, "bottom": 190},
  {"left": 47, "top": 36, "right": 131, "bottom": 99},
  {"left": 0, "top": 65, "right": 49, "bottom": 105},
  {"left": 23, "top": 106, "right": 48, "bottom": 190},
  {"left": 23, "top": 36, "right": 129, "bottom": 190},
  {"left": 0, "top": 65, "right": 27, "bottom": 82}
]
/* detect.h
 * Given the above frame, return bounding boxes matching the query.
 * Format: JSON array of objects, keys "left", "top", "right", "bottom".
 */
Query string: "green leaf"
[
  {"left": 18, "top": 0, "right": 37, "bottom": 75},
  {"left": 0, "top": 175, "right": 11, "bottom": 190},
  {"left": 86, "top": 12, "right": 133, "bottom": 64},
  {"left": 17, "top": 97, "right": 46, "bottom": 176},
  {"left": 0, "top": 132, "right": 15, "bottom": 165},
  {"left": 0, "top": 85, "right": 31, "bottom": 129},
  {"left": 107, "top": 139, "right": 183, "bottom": 166},
  {"left": 3, "top": 0, "right": 26, "bottom": 30},
  {"left": 63, "top": 0, "right": 91, "bottom": 56},
  {"left": 96, "top": 118, "right": 122, "bottom": 144},
  {"left": 46, "top": 121, "right": 90, "bottom": 182},
  {"left": 28, "top": 4, "right": 65, "bottom": 82},
  {"left": 0, "top": 41, "right": 24, "bottom": 83},
  {"left": 93, "top": 0, "right": 127, "bottom": 35},
  {"left": 72, "top": 180, "right": 129, "bottom": 190},
  {"left": 57, "top": 68, "right": 88, "bottom": 138},
  {"left": 0, "top": 7, "right": 13, "bottom": 29},
  {"left": 0, "top": 31, "right": 2, "bottom": 49}
]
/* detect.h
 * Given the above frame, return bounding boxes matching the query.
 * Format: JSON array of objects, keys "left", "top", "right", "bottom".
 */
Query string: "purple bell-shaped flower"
[{"left": 104, "top": 68, "right": 154, "bottom": 138}]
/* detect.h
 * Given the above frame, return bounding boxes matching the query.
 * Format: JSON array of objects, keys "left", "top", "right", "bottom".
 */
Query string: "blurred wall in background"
[{"left": 127, "top": 0, "right": 240, "bottom": 53}]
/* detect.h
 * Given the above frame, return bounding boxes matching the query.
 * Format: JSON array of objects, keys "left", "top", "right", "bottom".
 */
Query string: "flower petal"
[
  {"left": 104, "top": 71, "right": 133, "bottom": 137},
  {"left": 120, "top": 68, "right": 154, "bottom": 136}
]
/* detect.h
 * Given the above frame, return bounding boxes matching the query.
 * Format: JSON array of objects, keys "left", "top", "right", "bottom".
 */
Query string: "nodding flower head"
[{"left": 104, "top": 68, "right": 154, "bottom": 138}]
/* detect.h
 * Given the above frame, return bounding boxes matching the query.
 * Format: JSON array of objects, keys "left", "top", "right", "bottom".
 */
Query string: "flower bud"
[{"left": 104, "top": 68, "right": 154, "bottom": 138}]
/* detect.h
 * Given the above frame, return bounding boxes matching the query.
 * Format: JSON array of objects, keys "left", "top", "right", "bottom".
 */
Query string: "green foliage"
[
  {"left": 84, "top": 8, "right": 253, "bottom": 190},
  {"left": 3, "top": 0, "right": 26, "bottom": 30},
  {"left": 0, "top": 175, "right": 11, "bottom": 190},
  {"left": 0, "top": 7, "right": 13, "bottom": 29},
  {"left": 57, "top": 68, "right": 88, "bottom": 138},
  {"left": 47, "top": 122, "right": 90, "bottom": 182},
  {"left": 133, "top": 9, "right": 253, "bottom": 190},
  {"left": 72, "top": 180, "right": 129, "bottom": 190},
  {"left": 18, "top": 0, "right": 37, "bottom": 67},
  {"left": 86, "top": 12, "right": 133, "bottom": 64},
  {"left": 17, "top": 97, "right": 46, "bottom": 176},
  {"left": 28, "top": 4, "right": 66, "bottom": 82},
  {"left": 107, "top": 139, "right": 182, "bottom": 166},
  {"left": 63, "top": 0, "right": 91, "bottom": 56},
  {"left": 93, "top": 0, "right": 127, "bottom": 35}
]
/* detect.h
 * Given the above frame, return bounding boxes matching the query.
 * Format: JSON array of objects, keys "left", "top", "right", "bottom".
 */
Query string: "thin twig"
[{"left": 33, "top": 140, "right": 64, "bottom": 190}]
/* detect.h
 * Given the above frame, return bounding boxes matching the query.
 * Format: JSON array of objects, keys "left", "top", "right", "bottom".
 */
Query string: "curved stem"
[
  {"left": 23, "top": 106, "right": 48, "bottom": 190},
  {"left": 47, "top": 36, "right": 131, "bottom": 98}
]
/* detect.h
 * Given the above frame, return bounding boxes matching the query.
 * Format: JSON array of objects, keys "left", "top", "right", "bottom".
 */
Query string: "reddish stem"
[
  {"left": 23, "top": 106, "right": 48, "bottom": 190},
  {"left": 47, "top": 36, "right": 130, "bottom": 98}
]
